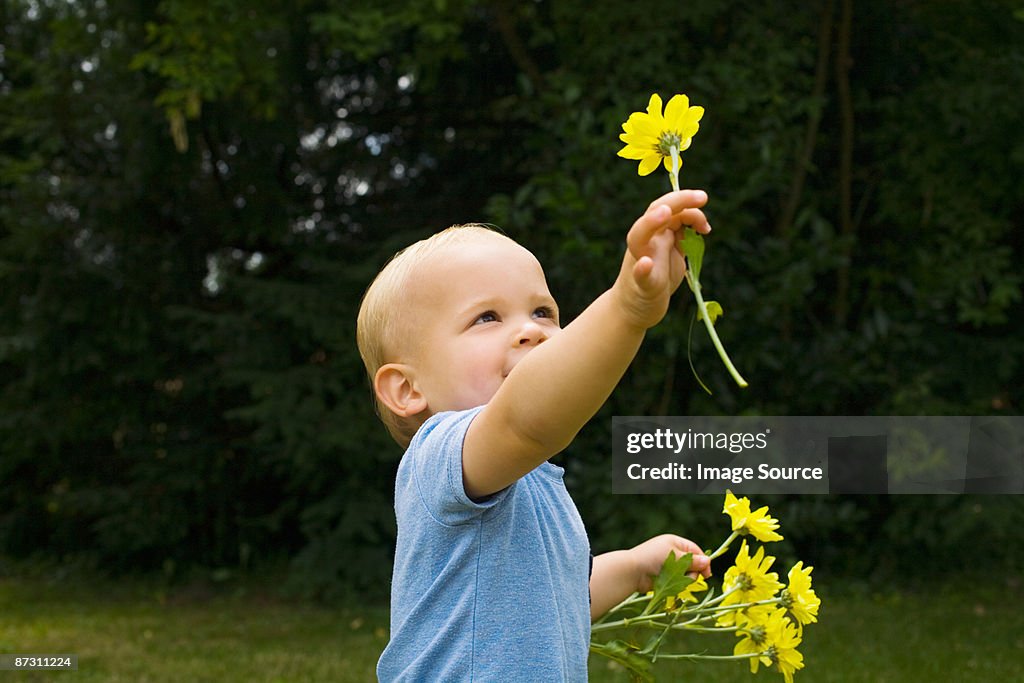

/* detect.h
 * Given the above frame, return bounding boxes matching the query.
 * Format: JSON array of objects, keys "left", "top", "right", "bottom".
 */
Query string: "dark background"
[{"left": 2, "top": 0, "right": 1022, "bottom": 599}]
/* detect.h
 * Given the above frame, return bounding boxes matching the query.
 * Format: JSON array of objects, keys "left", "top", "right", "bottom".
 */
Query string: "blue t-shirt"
[{"left": 377, "top": 407, "right": 592, "bottom": 682}]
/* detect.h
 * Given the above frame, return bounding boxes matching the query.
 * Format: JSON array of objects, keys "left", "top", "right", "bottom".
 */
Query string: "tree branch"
[{"left": 776, "top": 0, "right": 835, "bottom": 239}]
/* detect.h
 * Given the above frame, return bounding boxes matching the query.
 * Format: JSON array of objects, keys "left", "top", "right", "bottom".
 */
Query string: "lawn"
[
  {"left": 2, "top": 570, "right": 1022, "bottom": 682},
  {"left": 0, "top": 572, "right": 385, "bottom": 682}
]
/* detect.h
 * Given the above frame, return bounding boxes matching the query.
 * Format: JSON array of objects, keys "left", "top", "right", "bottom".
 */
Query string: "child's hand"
[
  {"left": 630, "top": 533, "right": 712, "bottom": 593},
  {"left": 615, "top": 189, "right": 710, "bottom": 329}
]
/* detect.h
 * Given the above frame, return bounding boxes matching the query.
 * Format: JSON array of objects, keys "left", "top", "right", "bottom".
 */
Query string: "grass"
[
  {"left": 2, "top": 569, "right": 1023, "bottom": 682},
  {"left": 0, "top": 571, "right": 386, "bottom": 682}
]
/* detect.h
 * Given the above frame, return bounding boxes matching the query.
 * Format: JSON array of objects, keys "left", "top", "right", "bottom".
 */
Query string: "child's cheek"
[{"left": 462, "top": 355, "right": 503, "bottom": 404}]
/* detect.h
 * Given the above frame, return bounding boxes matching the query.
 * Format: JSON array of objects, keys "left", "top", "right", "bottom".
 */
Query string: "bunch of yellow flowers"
[{"left": 590, "top": 492, "right": 821, "bottom": 682}]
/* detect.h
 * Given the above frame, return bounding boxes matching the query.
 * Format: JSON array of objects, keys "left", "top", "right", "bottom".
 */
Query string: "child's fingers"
[
  {"left": 646, "top": 189, "right": 708, "bottom": 215},
  {"left": 627, "top": 206, "right": 677, "bottom": 262},
  {"left": 633, "top": 255, "right": 653, "bottom": 276},
  {"left": 652, "top": 208, "right": 710, "bottom": 235},
  {"left": 677, "top": 208, "right": 711, "bottom": 235},
  {"left": 632, "top": 256, "right": 657, "bottom": 291},
  {"left": 629, "top": 191, "right": 710, "bottom": 255},
  {"left": 669, "top": 537, "right": 713, "bottom": 578},
  {"left": 632, "top": 251, "right": 675, "bottom": 285},
  {"left": 689, "top": 552, "right": 712, "bottom": 578}
]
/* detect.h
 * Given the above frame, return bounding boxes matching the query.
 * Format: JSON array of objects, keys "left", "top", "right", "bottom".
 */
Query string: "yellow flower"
[
  {"left": 764, "top": 609, "right": 805, "bottom": 683},
  {"left": 732, "top": 606, "right": 781, "bottom": 674},
  {"left": 733, "top": 621, "right": 770, "bottom": 673},
  {"left": 716, "top": 541, "right": 782, "bottom": 627},
  {"left": 617, "top": 93, "right": 704, "bottom": 176},
  {"left": 733, "top": 607, "right": 804, "bottom": 681},
  {"left": 726, "top": 541, "right": 782, "bottom": 601},
  {"left": 723, "top": 491, "right": 783, "bottom": 542},
  {"left": 664, "top": 574, "right": 708, "bottom": 611},
  {"left": 780, "top": 561, "right": 820, "bottom": 631}
]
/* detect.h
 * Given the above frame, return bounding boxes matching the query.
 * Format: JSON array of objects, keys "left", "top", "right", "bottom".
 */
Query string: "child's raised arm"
[{"left": 462, "top": 190, "right": 710, "bottom": 499}]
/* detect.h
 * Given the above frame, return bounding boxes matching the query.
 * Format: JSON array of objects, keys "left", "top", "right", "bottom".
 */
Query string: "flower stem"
[
  {"left": 706, "top": 530, "right": 740, "bottom": 561},
  {"left": 668, "top": 143, "right": 747, "bottom": 389},
  {"left": 591, "top": 611, "right": 670, "bottom": 633},
  {"left": 699, "top": 596, "right": 784, "bottom": 617},
  {"left": 669, "top": 146, "right": 680, "bottom": 191},
  {"left": 687, "top": 274, "right": 748, "bottom": 387},
  {"left": 593, "top": 592, "right": 647, "bottom": 626},
  {"left": 652, "top": 651, "right": 766, "bottom": 662},
  {"left": 672, "top": 624, "right": 741, "bottom": 633},
  {"left": 644, "top": 606, "right": 686, "bottom": 659},
  {"left": 691, "top": 584, "right": 741, "bottom": 610}
]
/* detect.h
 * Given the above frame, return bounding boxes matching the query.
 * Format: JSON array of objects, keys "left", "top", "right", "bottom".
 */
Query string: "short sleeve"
[{"left": 406, "top": 406, "right": 512, "bottom": 525}]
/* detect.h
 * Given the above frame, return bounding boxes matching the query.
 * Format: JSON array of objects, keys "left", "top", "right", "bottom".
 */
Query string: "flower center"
[
  {"left": 657, "top": 131, "right": 684, "bottom": 156},
  {"left": 737, "top": 572, "right": 754, "bottom": 591}
]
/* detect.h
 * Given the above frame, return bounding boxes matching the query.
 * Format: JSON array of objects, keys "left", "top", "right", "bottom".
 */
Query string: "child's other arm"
[
  {"left": 462, "top": 190, "right": 710, "bottom": 499},
  {"left": 590, "top": 535, "right": 711, "bottom": 621}
]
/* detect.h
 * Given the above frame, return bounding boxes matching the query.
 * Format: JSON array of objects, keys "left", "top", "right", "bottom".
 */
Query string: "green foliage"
[
  {"left": 699, "top": 302, "right": 723, "bottom": 325},
  {"left": 679, "top": 228, "right": 704, "bottom": 284},
  {"left": 647, "top": 551, "right": 694, "bottom": 615},
  {"left": 309, "top": 0, "right": 470, "bottom": 63},
  {"left": 2, "top": 0, "right": 1023, "bottom": 598},
  {"left": 130, "top": 0, "right": 289, "bottom": 150}
]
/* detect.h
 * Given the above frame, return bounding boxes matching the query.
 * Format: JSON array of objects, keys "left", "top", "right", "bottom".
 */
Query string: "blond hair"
[{"left": 356, "top": 224, "right": 512, "bottom": 447}]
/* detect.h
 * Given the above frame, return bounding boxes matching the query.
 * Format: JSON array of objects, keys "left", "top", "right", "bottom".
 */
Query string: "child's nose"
[{"left": 515, "top": 320, "right": 548, "bottom": 346}]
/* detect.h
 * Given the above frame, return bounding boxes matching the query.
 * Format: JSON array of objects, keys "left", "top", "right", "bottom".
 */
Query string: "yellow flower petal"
[
  {"left": 662, "top": 154, "right": 683, "bottom": 172},
  {"left": 734, "top": 633, "right": 765, "bottom": 674},
  {"left": 626, "top": 112, "right": 661, "bottom": 138},
  {"left": 646, "top": 93, "right": 665, "bottom": 125},
  {"left": 638, "top": 153, "right": 662, "bottom": 176},
  {"left": 617, "top": 144, "right": 648, "bottom": 160},
  {"left": 663, "top": 94, "right": 691, "bottom": 127},
  {"left": 677, "top": 574, "right": 708, "bottom": 602},
  {"left": 619, "top": 132, "right": 658, "bottom": 147}
]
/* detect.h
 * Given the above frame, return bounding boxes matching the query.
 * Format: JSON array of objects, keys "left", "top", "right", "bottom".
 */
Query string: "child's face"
[{"left": 409, "top": 235, "right": 560, "bottom": 415}]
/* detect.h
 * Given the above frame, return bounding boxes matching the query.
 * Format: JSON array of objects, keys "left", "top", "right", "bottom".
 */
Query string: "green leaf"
[
  {"left": 645, "top": 551, "right": 694, "bottom": 614},
  {"left": 698, "top": 300, "right": 724, "bottom": 325},
  {"left": 680, "top": 228, "right": 705, "bottom": 283}
]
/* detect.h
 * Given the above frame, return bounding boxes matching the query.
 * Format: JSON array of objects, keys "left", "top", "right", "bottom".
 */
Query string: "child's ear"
[{"left": 374, "top": 364, "right": 427, "bottom": 418}]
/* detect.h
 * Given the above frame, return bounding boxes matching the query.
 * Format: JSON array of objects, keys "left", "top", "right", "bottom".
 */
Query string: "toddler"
[{"left": 357, "top": 189, "right": 714, "bottom": 681}]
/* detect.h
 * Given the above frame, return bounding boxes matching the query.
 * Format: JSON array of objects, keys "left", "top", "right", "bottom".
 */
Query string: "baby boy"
[{"left": 358, "top": 189, "right": 714, "bottom": 681}]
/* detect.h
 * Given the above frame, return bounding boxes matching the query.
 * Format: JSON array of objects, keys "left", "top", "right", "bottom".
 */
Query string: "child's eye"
[
  {"left": 533, "top": 306, "right": 556, "bottom": 320},
  {"left": 474, "top": 311, "right": 499, "bottom": 324}
]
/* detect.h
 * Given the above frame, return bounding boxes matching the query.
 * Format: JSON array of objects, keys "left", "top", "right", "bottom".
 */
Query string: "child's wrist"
[
  {"left": 609, "top": 279, "right": 660, "bottom": 331},
  {"left": 621, "top": 546, "right": 650, "bottom": 594},
  {"left": 631, "top": 549, "right": 648, "bottom": 593}
]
